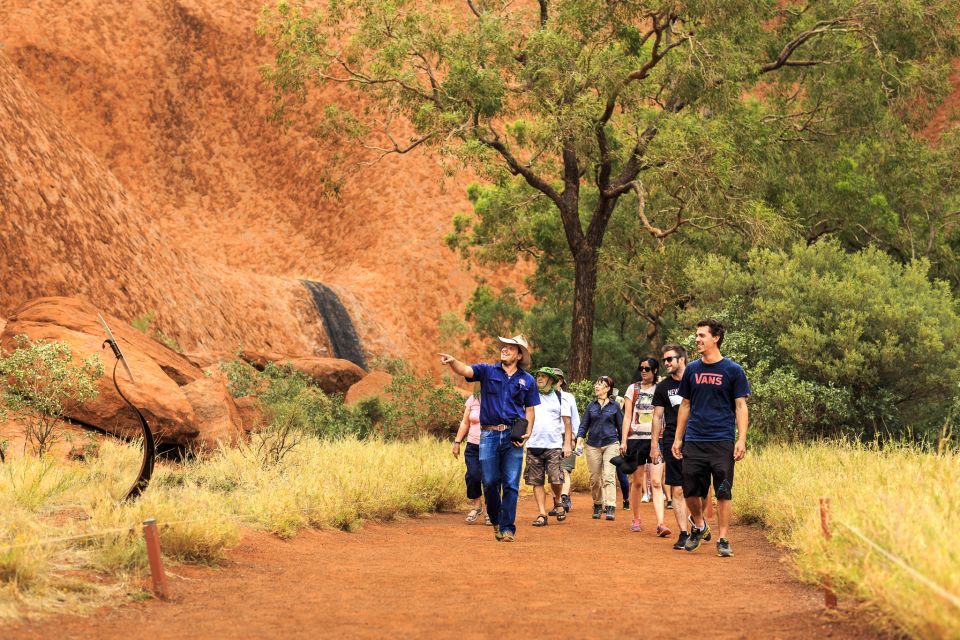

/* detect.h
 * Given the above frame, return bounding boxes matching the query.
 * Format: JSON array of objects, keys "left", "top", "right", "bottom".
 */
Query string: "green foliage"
[
  {"left": 218, "top": 358, "right": 463, "bottom": 443},
  {"left": 685, "top": 240, "right": 960, "bottom": 440},
  {"left": 0, "top": 337, "right": 103, "bottom": 456}
]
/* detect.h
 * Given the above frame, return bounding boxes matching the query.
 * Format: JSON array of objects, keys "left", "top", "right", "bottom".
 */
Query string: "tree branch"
[{"left": 760, "top": 19, "right": 859, "bottom": 74}]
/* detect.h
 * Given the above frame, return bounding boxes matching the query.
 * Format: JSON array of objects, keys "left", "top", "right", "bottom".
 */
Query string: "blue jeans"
[
  {"left": 479, "top": 429, "right": 524, "bottom": 535},
  {"left": 464, "top": 442, "right": 483, "bottom": 500}
]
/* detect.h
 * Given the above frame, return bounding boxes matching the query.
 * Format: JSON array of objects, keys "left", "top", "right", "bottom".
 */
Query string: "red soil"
[{"left": 5, "top": 493, "right": 887, "bottom": 639}]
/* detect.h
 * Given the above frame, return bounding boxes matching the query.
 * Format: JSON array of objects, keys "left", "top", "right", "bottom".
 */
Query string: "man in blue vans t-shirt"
[{"left": 672, "top": 318, "right": 750, "bottom": 558}]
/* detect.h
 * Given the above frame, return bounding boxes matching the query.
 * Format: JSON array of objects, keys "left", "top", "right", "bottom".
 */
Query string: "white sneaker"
[{"left": 640, "top": 492, "right": 651, "bottom": 503}]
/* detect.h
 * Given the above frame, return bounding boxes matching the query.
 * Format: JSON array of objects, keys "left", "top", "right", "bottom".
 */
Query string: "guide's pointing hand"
[{"left": 438, "top": 353, "right": 454, "bottom": 365}]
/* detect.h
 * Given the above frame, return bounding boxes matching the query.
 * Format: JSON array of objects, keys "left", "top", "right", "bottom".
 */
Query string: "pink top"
[{"left": 465, "top": 395, "right": 481, "bottom": 445}]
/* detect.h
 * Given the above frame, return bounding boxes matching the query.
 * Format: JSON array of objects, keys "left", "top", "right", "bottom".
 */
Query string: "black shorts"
[
  {"left": 626, "top": 439, "right": 652, "bottom": 466},
  {"left": 681, "top": 441, "right": 735, "bottom": 500},
  {"left": 662, "top": 439, "right": 683, "bottom": 486}
]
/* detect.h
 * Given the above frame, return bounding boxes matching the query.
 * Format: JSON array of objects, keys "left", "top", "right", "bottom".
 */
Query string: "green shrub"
[
  {"left": 0, "top": 336, "right": 103, "bottom": 456},
  {"left": 382, "top": 366, "right": 465, "bottom": 439},
  {"left": 685, "top": 239, "right": 960, "bottom": 441}
]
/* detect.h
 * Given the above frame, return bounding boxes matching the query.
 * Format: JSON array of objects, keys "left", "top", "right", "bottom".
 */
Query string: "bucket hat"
[
  {"left": 497, "top": 334, "right": 532, "bottom": 369},
  {"left": 532, "top": 366, "right": 559, "bottom": 381}
]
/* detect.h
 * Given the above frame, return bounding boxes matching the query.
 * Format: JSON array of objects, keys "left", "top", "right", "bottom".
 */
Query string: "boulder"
[
  {"left": 235, "top": 395, "right": 267, "bottom": 432},
  {"left": 284, "top": 357, "right": 365, "bottom": 394},
  {"left": 344, "top": 371, "right": 393, "bottom": 405},
  {"left": 179, "top": 376, "right": 243, "bottom": 450},
  {"left": 0, "top": 297, "right": 240, "bottom": 448}
]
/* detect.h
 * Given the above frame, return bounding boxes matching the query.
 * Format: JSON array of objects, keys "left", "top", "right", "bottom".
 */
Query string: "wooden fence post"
[
  {"left": 143, "top": 518, "right": 170, "bottom": 599},
  {"left": 819, "top": 497, "right": 837, "bottom": 609}
]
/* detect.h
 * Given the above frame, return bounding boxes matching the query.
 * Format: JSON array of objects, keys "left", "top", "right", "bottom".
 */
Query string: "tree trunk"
[{"left": 568, "top": 246, "right": 598, "bottom": 381}]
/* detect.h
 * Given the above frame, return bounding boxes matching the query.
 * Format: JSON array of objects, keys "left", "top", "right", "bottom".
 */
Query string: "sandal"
[
  {"left": 532, "top": 514, "right": 549, "bottom": 527},
  {"left": 465, "top": 507, "right": 482, "bottom": 524},
  {"left": 554, "top": 501, "right": 567, "bottom": 522}
]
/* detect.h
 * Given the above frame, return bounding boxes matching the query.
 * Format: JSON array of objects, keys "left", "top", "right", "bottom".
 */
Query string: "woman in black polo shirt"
[{"left": 575, "top": 376, "right": 624, "bottom": 521}]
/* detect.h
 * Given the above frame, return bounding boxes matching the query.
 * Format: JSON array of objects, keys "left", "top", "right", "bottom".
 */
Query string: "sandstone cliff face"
[{"left": 0, "top": 0, "right": 484, "bottom": 371}]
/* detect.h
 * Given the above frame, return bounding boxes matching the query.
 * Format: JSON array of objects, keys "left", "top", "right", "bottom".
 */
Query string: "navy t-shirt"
[
  {"left": 466, "top": 363, "right": 540, "bottom": 426},
  {"left": 677, "top": 358, "right": 751, "bottom": 442}
]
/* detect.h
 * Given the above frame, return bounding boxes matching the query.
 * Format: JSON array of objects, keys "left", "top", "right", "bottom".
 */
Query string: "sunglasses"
[
  {"left": 663, "top": 356, "right": 678, "bottom": 363},
  {"left": 639, "top": 366, "right": 654, "bottom": 372}
]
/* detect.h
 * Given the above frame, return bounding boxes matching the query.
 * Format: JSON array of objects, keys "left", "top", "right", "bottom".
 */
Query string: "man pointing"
[{"left": 440, "top": 335, "right": 540, "bottom": 542}]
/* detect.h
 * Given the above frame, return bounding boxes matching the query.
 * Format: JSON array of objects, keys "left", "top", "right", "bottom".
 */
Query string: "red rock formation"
[{"left": 0, "top": 0, "right": 488, "bottom": 376}]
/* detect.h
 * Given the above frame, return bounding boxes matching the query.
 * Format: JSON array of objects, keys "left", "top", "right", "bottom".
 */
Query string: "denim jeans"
[
  {"left": 479, "top": 429, "right": 524, "bottom": 535},
  {"left": 464, "top": 442, "right": 483, "bottom": 500}
]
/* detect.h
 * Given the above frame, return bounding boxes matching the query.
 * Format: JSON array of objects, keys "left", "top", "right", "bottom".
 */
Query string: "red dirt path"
[{"left": 6, "top": 493, "right": 887, "bottom": 639}]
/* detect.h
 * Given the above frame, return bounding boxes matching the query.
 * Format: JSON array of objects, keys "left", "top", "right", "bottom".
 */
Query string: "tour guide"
[{"left": 440, "top": 335, "right": 540, "bottom": 542}]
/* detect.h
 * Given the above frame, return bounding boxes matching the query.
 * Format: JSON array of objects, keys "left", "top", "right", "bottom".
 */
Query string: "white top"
[
  {"left": 528, "top": 390, "right": 572, "bottom": 448},
  {"left": 624, "top": 382, "right": 656, "bottom": 439},
  {"left": 560, "top": 390, "right": 580, "bottom": 434}
]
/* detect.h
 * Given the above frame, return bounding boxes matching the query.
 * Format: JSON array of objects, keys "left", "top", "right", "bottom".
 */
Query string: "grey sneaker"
[
  {"left": 592, "top": 504, "right": 603, "bottom": 519},
  {"left": 717, "top": 538, "right": 734, "bottom": 557},
  {"left": 684, "top": 522, "right": 707, "bottom": 552},
  {"left": 605, "top": 505, "right": 616, "bottom": 521},
  {"left": 561, "top": 494, "right": 572, "bottom": 512},
  {"left": 687, "top": 515, "right": 711, "bottom": 543},
  {"left": 673, "top": 531, "right": 689, "bottom": 550}
]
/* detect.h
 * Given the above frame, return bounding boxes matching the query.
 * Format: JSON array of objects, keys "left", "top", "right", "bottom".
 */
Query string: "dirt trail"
[{"left": 7, "top": 493, "right": 885, "bottom": 639}]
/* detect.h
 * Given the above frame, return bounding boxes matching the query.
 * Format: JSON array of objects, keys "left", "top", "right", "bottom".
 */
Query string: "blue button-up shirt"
[
  {"left": 577, "top": 399, "right": 624, "bottom": 447},
  {"left": 466, "top": 363, "right": 540, "bottom": 425}
]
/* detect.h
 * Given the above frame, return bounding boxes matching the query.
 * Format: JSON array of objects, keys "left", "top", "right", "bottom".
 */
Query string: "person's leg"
[
  {"left": 525, "top": 449, "right": 548, "bottom": 518},
  {"left": 585, "top": 445, "right": 604, "bottom": 510},
  {"left": 545, "top": 450, "right": 566, "bottom": 519},
  {"left": 498, "top": 435, "right": 525, "bottom": 536},
  {"left": 631, "top": 471, "right": 643, "bottom": 522},
  {"left": 705, "top": 485, "right": 716, "bottom": 521},
  {"left": 601, "top": 443, "right": 618, "bottom": 509},
  {"left": 617, "top": 468, "right": 630, "bottom": 507},
  {"left": 650, "top": 460, "right": 669, "bottom": 533},
  {"left": 712, "top": 442, "right": 736, "bottom": 541},
  {"left": 465, "top": 442, "right": 483, "bottom": 508},
  {"left": 479, "top": 432, "right": 502, "bottom": 531},
  {"left": 682, "top": 443, "right": 709, "bottom": 530},
  {"left": 533, "top": 484, "right": 547, "bottom": 516}
]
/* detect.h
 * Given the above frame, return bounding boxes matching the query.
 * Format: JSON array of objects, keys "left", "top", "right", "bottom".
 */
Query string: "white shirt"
[
  {"left": 560, "top": 390, "right": 580, "bottom": 434},
  {"left": 527, "top": 390, "right": 572, "bottom": 448}
]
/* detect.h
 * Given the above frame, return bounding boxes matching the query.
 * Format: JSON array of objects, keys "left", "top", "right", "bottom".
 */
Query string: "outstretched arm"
[{"left": 438, "top": 353, "right": 474, "bottom": 379}]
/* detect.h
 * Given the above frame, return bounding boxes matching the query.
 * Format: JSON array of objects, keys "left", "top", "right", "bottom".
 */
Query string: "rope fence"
[{"left": 818, "top": 496, "right": 960, "bottom": 612}]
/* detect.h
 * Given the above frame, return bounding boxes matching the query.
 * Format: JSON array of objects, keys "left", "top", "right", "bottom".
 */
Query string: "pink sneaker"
[
  {"left": 656, "top": 523, "right": 672, "bottom": 537},
  {"left": 631, "top": 519, "right": 641, "bottom": 532}
]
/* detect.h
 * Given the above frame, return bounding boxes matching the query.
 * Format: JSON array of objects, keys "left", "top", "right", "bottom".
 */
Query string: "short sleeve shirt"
[
  {"left": 623, "top": 382, "right": 656, "bottom": 440},
  {"left": 560, "top": 390, "right": 580, "bottom": 434},
  {"left": 527, "top": 391, "right": 572, "bottom": 448},
  {"left": 652, "top": 376, "right": 683, "bottom": 441},
  {"left": 466, "top": 363, "right": 540, "bottom": 426},
  {"left": 465, "top": 395, "right": 482, "bottom": 445},
  {"left": 677, "top": 358, "right": 751, "bottom": 442}
]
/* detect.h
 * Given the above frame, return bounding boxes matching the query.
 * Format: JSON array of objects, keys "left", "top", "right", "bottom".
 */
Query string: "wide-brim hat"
[
  {"left": 532, "top": 366, "right": 559, "bottom": 382},
  {"left": 498, "top": 334, "right": 532, "bottom": 368},
  {"left": 610, "top": 453, "right": 640, "bottom": 475},
  {"left": 552, "top": 367, "right": 566, "bottom": 382}
]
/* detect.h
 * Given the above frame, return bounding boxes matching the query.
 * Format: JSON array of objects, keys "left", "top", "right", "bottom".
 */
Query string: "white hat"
[{"left": 497, "top": 334, "right": 532, "bottom": 369}]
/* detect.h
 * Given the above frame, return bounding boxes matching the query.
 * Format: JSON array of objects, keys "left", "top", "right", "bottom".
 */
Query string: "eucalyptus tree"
[{"left": 260, "top": 0, "right": 959, "bottom": 379}]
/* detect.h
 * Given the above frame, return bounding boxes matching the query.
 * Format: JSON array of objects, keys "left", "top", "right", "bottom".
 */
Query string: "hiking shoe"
[
  {"left": 717, "top": 538, "right": 734, "bottom": 557},
  {"left": 673, "top": 531, "right": 689, "bottom": 550},
  {"left": 494, "top": 529, "right": 504, "bottom": 541},
  {"left": 592, "top": 504, "right": 603, "bottom": 519},
  {"left": 656, "top": 523, "right": 672, "bottom": 538},
  {"left": 605, "top": 506, "right": 616, "bottom": 521},
  {"left": 684, "top": 524, "right": 706, "bottom": 552},
  {"left": 688, "top": 515, "right": 711, "bottom": 542},
  {"left": 631, "top": 519, "right": 641, "bottom": 532},
  {"left": 667, "top": 499, "right": 673, "bottom": 509},
  {"left": 622, "top": 499, "right": 630, "bottom": 509},
  {"left": 501, "top": 532, "right": 515, "bottom": 542},
  {"left": 561, "top": 494, "right": 572, "bottom": 512}
]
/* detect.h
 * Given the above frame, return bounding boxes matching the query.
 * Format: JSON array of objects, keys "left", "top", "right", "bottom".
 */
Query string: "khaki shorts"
[{"left": 524, "top": 448, "right": 565, "bottom": 486}]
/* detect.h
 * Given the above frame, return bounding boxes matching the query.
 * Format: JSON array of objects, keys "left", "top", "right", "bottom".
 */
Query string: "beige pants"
[{"left": 585, "top": 443, "right": 619, "bottom": 507}]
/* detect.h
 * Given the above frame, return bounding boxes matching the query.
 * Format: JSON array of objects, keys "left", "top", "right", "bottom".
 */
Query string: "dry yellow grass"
[
  {"left": 0, "top": 436, "right": 462, "bottom": 620},
  {"left": 736, "top": 442, "right": 960, "bottom": 640}
]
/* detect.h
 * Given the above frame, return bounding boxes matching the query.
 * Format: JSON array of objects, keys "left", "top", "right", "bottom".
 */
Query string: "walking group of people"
[{"left": 441, "top": 317, "right": 750, "bottom": 557}]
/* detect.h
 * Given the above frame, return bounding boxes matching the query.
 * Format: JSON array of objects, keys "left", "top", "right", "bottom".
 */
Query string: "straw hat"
[{"left": 497, "top": 334, "right": 532, "bottom": 369}]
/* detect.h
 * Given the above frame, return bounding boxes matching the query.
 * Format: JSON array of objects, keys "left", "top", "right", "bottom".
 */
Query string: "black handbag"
[{"left": 510, "top": 417, "right": 528, "bottom": 442}]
